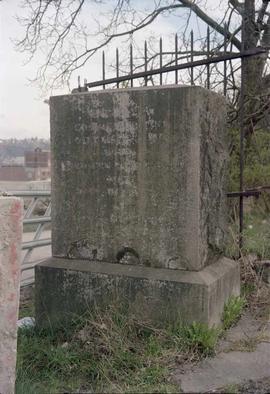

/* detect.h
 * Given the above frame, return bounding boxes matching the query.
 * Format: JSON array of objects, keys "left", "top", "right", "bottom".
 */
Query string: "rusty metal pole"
[{"left": 239, "top": 17, "right": 246, "bottom": 255}]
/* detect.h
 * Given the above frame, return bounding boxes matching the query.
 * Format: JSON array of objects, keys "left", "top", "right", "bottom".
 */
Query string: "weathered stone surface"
[
  {"left": 35, "top": 256, "right": 240, "bottom": 328},
  {"left": 0, "top": 197, "right": 23, "bottom": 394},
  {"left": 50, "top": 86, "right": 227, "bottom": 271}
]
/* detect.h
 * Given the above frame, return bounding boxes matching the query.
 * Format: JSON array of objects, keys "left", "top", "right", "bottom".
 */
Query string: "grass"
[
  {"left": 220, "top": 383, "right": 239, "bottom": 394},
  {"left": 18, "top": 298, "right": 34, "bottom": 320},
  {"left": 241, "top": 282, "right": 256, "bottom": 298},
  {"left": 222, "top": 296, "right": 246, "bottom": 330},
  {"left": 16, "top": 307, "right": 223, "bottom": 393},
  {"left": 171, "top": 322, "right": 221, "bottom": 357},
  {"left": 16, "top": 277, "right": 250, "bottom": 393},
  {"left": 242, "top": 212, "right": 270, "bottom": 258},
  {"left": 226, "top": 209, "right": 270, "bottom": 258}
]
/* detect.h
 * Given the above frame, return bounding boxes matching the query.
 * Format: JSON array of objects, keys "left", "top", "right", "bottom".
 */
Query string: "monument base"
[{"left": 35, "top": 257, "right": 240, "bottom": 328}]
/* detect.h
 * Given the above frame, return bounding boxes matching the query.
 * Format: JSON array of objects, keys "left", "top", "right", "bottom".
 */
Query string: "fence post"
[
  {"left": 0, "top": 197, "right": 23, "bottom": 394},
  {"left": 116, "top": 48, "right": 120, "bottom": 88},
  {"left": 144, "top": 41, "right": 148, "bottom": 86}
]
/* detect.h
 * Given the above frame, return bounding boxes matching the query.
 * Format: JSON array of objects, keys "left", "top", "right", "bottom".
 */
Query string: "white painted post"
[{"left": 0, "top": 197, "right": 23, "bottom": 394}]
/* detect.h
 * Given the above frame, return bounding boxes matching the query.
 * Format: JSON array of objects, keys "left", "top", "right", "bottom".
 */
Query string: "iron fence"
[
  {"left": 10, "top": 190, "right": 52, "bottom": 287},
  {"left": 83, "top": 46, "right": 266, "bottom": 92}
]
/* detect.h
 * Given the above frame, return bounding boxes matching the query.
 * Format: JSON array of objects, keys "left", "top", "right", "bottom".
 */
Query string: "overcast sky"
[
  {"left": 0, "top": 0, "right": 226, "bottom": 140},
  {"left": 1, "top": 1, "right": 62, "bottom": 140}
]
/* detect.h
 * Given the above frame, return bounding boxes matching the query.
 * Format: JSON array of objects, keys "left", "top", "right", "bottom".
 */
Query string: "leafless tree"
[{"left": 15, "top": 0, "right": 270, "bottom": 132}]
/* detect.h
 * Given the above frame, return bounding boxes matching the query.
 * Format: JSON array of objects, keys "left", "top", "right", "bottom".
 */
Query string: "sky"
[{"left": 0, "top": 0, "right": 227, "bottom": 140}]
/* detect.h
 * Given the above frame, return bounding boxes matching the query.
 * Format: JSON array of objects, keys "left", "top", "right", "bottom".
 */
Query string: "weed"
[
  {"left": 226, "top": 211, "right": 270, "bottom": 260},
  {"left": 221, "top": 383, "right": 239, "bottom": 393},
  {"left": 16, "top": 309, "right": 178, "bottom": 393},
  {"left": 222, "top": 296, "right": 246, "bottom": 330},
  {"left": 242, "top": 213, "right": 270, "bottom": 258},
  {"left": 16, "top": 307, "right": 223, "bottom": 393},
  {"left": 146, "top": 335, "right": 163, "bottom": 357},
  {"left": 19, "top": 299, "right": 34, "bottom": 320},
  {"left": 241, "top": 282, "right": 256, "bottom": 298},
  {"left": 171, "top": 321, "right": 221, "bottom": 356}
]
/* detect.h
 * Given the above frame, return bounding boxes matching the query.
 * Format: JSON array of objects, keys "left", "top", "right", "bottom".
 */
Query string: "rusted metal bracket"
[
  {"left": 227, "top": 190, "right": 261, "bottom": 198},
  {"left": 227, "top": 185, "right": 270, "bottom": 198}
]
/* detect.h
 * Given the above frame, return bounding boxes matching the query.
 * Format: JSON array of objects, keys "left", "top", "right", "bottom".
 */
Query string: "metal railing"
[
  {"left": 84, "top": 46, "right": 267, "bottom": 92},
  {"left": 9, "top": 190, "right": 52, "bottom": 286}
]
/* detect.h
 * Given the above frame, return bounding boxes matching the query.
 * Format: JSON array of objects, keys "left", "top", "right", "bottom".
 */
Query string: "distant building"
[
  {"left": 0, "top": 148, "right": 51, "bottom": 181},
  {"left": 24, "top": 148, "right": 51, "bottom": 181},
  {"left": 0, "top": 165, "right": 28, "bottom": 181}
]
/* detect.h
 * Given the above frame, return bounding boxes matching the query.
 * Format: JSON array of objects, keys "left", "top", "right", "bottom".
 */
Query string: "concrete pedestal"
[
  {"left": 36, "top": 257, "right": 240, "bottom": 328},
  {"left": 36, "top": 85, "right": 240, "bottom": 328}
]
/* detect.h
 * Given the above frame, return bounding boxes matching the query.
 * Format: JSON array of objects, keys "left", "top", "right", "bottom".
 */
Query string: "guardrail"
[{"left": 9, "top": 190, "right": 52, "bottom": 286}]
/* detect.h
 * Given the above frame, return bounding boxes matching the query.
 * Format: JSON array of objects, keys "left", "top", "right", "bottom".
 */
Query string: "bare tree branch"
[
  {"left": 14, "top": 0, "right": 270, "bottom": 121},
  {"left": 178, "top": 0, "right": 242, "bottom": 49},
  {"left": 48, "top": 3, "right": 187, "bottom": 85},
  {"left": 257, "top": 0, "right": 270, "bottom": 26},
  {"left": 229, "top": 0, "right": 244, "bottom": 15}
]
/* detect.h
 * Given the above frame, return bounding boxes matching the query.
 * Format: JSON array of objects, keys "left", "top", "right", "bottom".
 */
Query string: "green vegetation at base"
[
  {"left": 16, "top": 292, "right": 249, "bottom": 394},
  {"left": 170, "top": 322, "right": 221, "bottom": 357},
  {"left": 222, "top": 296, "right": 246, "bottom": 330},
  {"left": 16, "top": 308, "right": 224, "bottom": 393},
  {"left": 241, "top": 282, "right": 256, "bottom": 298},
  {"left": 220, "top": 383, "right": 239, "bottom": 394},
  {"left": 18, "top": 299, "right": 34, "bottom": 320}
]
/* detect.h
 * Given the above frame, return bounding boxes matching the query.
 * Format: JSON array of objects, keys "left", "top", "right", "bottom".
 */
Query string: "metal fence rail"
[
  {"left": 84, "top": 46, "right": 267, "bottom": 91},
  {"left": 9, "top": 190, "right": 52, "bottom": 286}
]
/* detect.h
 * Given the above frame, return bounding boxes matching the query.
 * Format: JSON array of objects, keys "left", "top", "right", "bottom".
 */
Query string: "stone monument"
[{"left": 36, "top": 85, "right": 240, "bottom": 327}]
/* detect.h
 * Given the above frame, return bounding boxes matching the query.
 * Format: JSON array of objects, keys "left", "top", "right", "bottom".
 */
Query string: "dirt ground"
[{"left": 230, "top": 377, "right": 270, "bottom": 394}]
